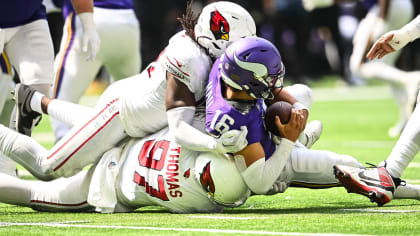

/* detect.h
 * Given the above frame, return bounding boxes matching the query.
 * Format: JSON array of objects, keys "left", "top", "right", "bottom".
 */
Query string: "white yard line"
[
  {"left": 188, "top": 216, "right": 267, "bottom": 220},
  {"left": 408, "top": 162, "right": 420, "bottom": 168},
  {"left": 0, "top": 222, "right": 376, "bottom": 236}
]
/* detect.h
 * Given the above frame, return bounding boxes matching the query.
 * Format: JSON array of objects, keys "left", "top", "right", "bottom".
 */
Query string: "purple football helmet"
[{"left": 219, "top": 36, "right": 285, "bottom": 99}]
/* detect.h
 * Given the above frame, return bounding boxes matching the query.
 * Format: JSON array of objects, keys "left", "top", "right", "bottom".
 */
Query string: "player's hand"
[
  {"left": 366, "top": 30, "right": 410, "bottom": 60},
  {"left": 275, "top": 109, "right": 305, "bottom": 142},
  {"left": 215, "top": 126, "right": 248, "bottom": 154},
  {"left": 78, "top": 12, "right": 101, "bottom": 61},
  {"left": 302, "top": 0, "right": 334, "bottom": 12},
  {"left": 265, "top": 181, "right": 288, "bottom": 195},
  {"left": 296, "top": 108, "right": 308, "bottom": 128}
]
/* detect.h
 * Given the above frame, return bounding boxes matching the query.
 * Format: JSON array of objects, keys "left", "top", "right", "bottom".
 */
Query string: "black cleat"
[{"left": 13, "top": 84, "right": 41, "bottom": 137}]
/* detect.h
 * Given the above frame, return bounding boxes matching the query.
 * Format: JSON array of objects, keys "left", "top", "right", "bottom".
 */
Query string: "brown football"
[{"left": 264, "top": 101, "right": 292, "bottom": 136}]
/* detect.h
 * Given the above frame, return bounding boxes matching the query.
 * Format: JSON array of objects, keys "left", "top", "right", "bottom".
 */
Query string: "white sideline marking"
[
  {"left": 342, "top": 141, "right": 395, "bottom": 149},
  {"left": 0, "top": 222, "right": 376, "bottom": 236},
  {"left": 402, "top": 179, "right": 420, "bottom": 184},
  {"left": 313, "top": 86, "right": 392, "bottom": 102},
  {"left": 341, "top": 209, "right": 420, "bottom": 213},
  {"left": 188, "top": 216, "right": 267, "bottom": 220},
  {"left": 32, "top": 132, "right": 54, "bottom": 143},
  {"left": 408, "top": 162, "right": 420, "bottom": 168}
]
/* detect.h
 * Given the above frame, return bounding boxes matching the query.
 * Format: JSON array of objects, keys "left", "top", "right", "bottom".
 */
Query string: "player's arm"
[
  {"left": 267, "top": 88, "right": 309, "bottom": 125},
  {"left": 367, "top": 15, "right": 420, "bottom": 60},
  {"left": 70, "top": 0, "right": 100, "bottom": 61},
  {"left": 166, "top": 72, "right": 248, "bottom": 154},
  {"left": 234, "top": 110, "right": 305, "bottom": 195}
]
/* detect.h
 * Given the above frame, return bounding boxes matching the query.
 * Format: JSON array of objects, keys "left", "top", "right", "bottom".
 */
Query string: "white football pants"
[{"left": 51, "top": 7, "right": 141, "bottom": 141}]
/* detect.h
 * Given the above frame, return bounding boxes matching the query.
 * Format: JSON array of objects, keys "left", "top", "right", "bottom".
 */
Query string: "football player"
[
  {"left": 334, "top": 15, "right": 420, "bottom": 206},
  {"left": 50, "top": 0, "right": 141, "bottom": 142},
  {"left": 0, "top": 125, "right": 250, "bottom": 213},
  {"left": 205, "top": 36, "right": 420, "bottom": 198},
  {"left": 303, "top": 0, "right": 420, "bottom": 138},
  {"left": 0, "top": 1, "right": 259, "bottom": 181},
  {"left": 0, "top": 0, "right": 100, "bottom": 176}
]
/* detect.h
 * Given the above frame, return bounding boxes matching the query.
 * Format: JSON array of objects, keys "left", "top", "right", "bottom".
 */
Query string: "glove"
[
  {"left": 214, "top": 126, "right": 248, "bottom": 154},
  {"left": 302, "top": 0, "right": 334, "bottom": 12},
  {"left": 265, "top": 181, "right": 288, "bottom": 195},
  {"left": 78, "top": 12, "right": 100, "bottom": 61}
]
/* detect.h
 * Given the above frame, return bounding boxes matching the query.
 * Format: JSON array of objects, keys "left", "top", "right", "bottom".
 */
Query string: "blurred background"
[{"left": 46, "top": 0, "right": 420, "bottom": 87}]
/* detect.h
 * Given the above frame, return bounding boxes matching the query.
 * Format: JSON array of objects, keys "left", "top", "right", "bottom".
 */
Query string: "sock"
[
  {"left": 30, "top": 91, "right": 44, "bottom": 114},
  {"left": 386, "top": 105, "right": 420, "bottom": 178}
]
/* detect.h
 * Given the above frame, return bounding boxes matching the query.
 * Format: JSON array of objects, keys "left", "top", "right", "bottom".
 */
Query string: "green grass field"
[{"left": 1, "top": 83, "right": 420, "bottom": 235}]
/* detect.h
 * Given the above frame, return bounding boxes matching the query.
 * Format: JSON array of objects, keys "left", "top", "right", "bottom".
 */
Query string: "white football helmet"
[
  {"left": 194, "top": 1, "right": 256, "bottom": 59},
  {"left": 194, "top": 152, "right": 250, "bottom": 207}
]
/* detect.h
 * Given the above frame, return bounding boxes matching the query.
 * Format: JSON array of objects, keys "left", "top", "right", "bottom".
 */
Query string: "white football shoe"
[
  {"left": 334, "top": 165, "right": 396, "bottom": 206},
  {"left": 299, "top": 120, "right": 323, "bottom": 149}
]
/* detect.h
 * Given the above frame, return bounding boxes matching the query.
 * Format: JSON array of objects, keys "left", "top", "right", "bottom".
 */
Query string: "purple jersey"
[
  {"left": 205, "top": 58, "right": 276, "bottom": 158},
  {"left": 0, "top": 1, "right": 46, "bottom": 28},
  {"left": 62, "top": 0, "right": 133, "bottom": 18}
]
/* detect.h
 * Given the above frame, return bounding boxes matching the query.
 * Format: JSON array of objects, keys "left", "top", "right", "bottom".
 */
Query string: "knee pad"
[{"left": 284, "top": 84, "right": 313, "bottom": 109}]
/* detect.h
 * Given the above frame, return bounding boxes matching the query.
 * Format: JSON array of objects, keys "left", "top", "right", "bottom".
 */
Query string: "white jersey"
[
  {"left": 117, "top": 31, "right": 213, "bottom": 137},
  {"left": 116, "top": 128, "right": 223, "bottom": 213}
]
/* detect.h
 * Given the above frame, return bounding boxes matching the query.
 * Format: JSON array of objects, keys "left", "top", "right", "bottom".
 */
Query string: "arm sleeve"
[
  {"left": 167, "top": 106, "right": 218, "bottom": 152},
  {"left": 234, "top": 138, "right": 295, "bottom": 194},
  {"left": 401, "top": 15, "right": 420, "bottom": 42}
]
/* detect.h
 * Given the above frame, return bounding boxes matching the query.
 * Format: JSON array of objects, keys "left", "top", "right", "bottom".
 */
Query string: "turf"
[{"left": 1, "top": 84, "right": 420, "bottom": 235}]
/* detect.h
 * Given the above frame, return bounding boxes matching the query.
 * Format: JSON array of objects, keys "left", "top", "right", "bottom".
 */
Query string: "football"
[{"left": 264, "top": 101, "right": 292, "bottom": 136}]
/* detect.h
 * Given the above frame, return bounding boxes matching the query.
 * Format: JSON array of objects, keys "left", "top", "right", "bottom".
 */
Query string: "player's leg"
[
  {"left": 102, "top": 9, "right": 141, "bottom": 80},
  {"left": 0, "top": 96, "right": 126, "bottom": 180},
  {"left": 0, "top": 72, "right": 16, "bottom": 176},
  {"left": 4, "top": 19, "right": 55, "bottom": 137},
  {"left": 351, "top": 0, "right": 415, "bottom": 137},
  {"left": 0, "top": 169, "right": 93, "bottom": 212},
  {"left": 386, "top": 103, "right": 420, "bottom": 179},
  {"left": 51, "top": 12, "right": 102, "bottom": 141},
  {"left": 277, "top": 145, "right": 364, "bottom": 189}
]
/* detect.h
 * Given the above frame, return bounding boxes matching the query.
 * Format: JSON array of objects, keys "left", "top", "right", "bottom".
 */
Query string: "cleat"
[
  {"left": 333, "top": 165, "right": 396, "bottom": 206},
  {"left": 13, "top": 84, "right": 41, "bottom": 137},
  {"left": 300, "top": 120, "right": 323, "bottom": 149}
]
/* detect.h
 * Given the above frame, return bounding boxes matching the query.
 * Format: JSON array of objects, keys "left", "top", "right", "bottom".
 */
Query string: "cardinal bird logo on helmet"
[
  {"left": 199, "top": 161, "right": 215, "bottom": 195},
  {"left": 210, "top": 10, "right": 230, "bottom": 41}
]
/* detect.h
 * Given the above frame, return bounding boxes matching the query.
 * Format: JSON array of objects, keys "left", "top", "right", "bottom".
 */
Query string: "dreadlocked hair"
[{"left": 178, "top": 0, "right": 199, "bottom": 41}]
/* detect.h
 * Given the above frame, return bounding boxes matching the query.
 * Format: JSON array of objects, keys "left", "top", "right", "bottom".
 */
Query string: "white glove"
[
  {"left": 214, "top": 126, "right": 248, "bottom": 154},
  {"left": 302, "top": 0, "right": 334, "bottom": 12},
  {"left": 78, "top": 12, "right": 100, "bottom": 61},
  {"left": 265, "top": 181, "right": 289, "bottom": 195}
]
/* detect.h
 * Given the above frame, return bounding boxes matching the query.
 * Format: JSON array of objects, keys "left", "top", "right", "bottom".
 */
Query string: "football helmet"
[
  {"left": 194, "top": 152, "right": 250, "bottom": 207},
  {"left": 220, "top": 36, "right": 285, "bottom": 99},
  {"left": 194, "top": 1, "right": 256, "bottom": 59}
]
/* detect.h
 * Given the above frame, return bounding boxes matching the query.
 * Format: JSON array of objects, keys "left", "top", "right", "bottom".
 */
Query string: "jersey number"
[
  {"left": 209, "top": 110, "right": 235, "bottom": 135},
  {"left": 133, "top": 140, "right": 171, "bottom": 201}
]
